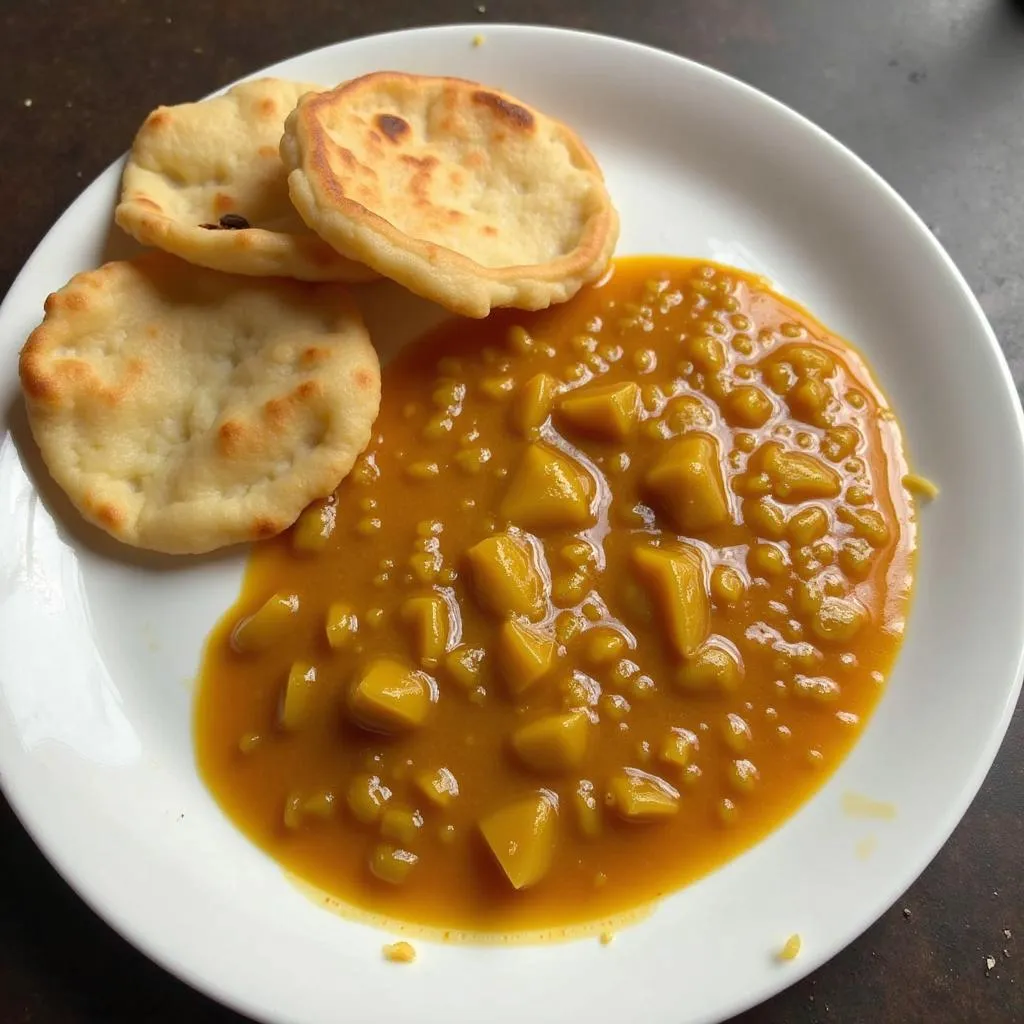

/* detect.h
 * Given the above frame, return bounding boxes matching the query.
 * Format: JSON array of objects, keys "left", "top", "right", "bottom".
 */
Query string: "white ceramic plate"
[{"left": 1, "top": 23, "right": 1021, "bottom": 1024}]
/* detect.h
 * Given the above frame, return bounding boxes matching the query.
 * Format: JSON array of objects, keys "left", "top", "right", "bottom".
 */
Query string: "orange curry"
[{"left": 195, "top": 257, "right": 916, "bottom": 935}]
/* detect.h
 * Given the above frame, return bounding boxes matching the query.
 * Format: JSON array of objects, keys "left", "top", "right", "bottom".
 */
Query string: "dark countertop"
[{"left": 0, "top": 1, "right": 1021, "bottom": 1022}]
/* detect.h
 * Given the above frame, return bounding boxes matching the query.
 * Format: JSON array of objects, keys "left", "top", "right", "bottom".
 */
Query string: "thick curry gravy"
[{"left": 195, "top": 257, "right": 916, "bottom": 935}]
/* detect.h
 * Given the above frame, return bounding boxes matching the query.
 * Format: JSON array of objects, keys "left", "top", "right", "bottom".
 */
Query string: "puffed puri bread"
[
  {"left": 18, "top": 253, "right": 381, "bottom": 554},
  {"left": 280, "top": 72, "right": 620, "bottom": 317},
  {"left": 115, "top": 78, "right": 377, "bottom": 282}
]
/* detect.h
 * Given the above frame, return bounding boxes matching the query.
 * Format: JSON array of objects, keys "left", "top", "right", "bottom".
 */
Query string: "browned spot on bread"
[
  {"left": 43, "top": 291, "right": 61, "bottom": 315},
  {"left": 253, "top": 518, "right": 281, "bottom": 539},
  {"left": 377, "top": 113, "right": 410, "bottom": 143},
  {"left": 258, "top": 145, "right": 278, "bottom": 159},
  {"left": 448, "top": 170, "right": 464, "bottom": 188},
  {"left": 264, "top": 397, "right": 287, "bottom": 427},
  {"left": 482, "top": 225, "right": 498, "bottom": 236},
  {"left": 353, "top": 367, "right": 374, "bottom": 391},
  {"left": 218, "top": 420, "right": 245, "bottom": 456},
  {"left": 296, "top": 380, "right": 319, "bottom": 400},
  {"left": 135, "top": 196, "right": 162, "bottom": 211},
  {"left": 471, "top": 90, "right": 535, "bottom": 131},
  {"left": 447, "top": 210, "right": 464, "bottom": 222},
  {"left": 145, "top": 110, "right": 170, "bottom": 131},
  {"left": 213, "top": 192, "right": 236, "bottom": 215},
  {"left": 464, "top": 151, "right": 485, "bottom": 170},
  {"left": 96, "top": 503, "right": 124, "bottom": 530},
  {"left": 301, "top": 346, "right": 330, "bottom": 366},
  {"left": 19, "top": 332, "right": 56, "bottom": 402},
  {"left": 400, "top": 154, "right": 439, "bottom": 203},
  {"left": 258, "top": 97, "right": 277, "bottom": 118},
  {"left": 64, "top": 292, "right": 87, "bottom": 312}
]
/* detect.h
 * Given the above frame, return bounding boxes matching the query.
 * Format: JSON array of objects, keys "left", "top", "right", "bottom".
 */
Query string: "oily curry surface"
[{"left": 195, "top": 257, "right": 916, "bottom": 935}]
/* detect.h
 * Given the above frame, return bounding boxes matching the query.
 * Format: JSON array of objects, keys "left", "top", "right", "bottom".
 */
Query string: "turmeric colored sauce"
[{"left": 195, "top": 257, "right": 916, "bottom": 935}]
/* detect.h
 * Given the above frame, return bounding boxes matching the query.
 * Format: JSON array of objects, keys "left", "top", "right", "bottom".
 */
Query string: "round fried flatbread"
[
  {"left": 115, "top": 78, "right": 376, "bottom": 282},
  {"left": 19, "top": 253, "right": 381, "bottom": 554},
  {"left": 280, "top": 72, "right": 619, "bottom": 317}
]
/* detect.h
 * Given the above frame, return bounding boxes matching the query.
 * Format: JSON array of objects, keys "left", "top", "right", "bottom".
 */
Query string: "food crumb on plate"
[
  {"left": 599, "top": 931, "right": 614, "bottom": 945},
  {"left": 472, "top": 34, "right": 486, "bottom": 47},
  {"left": 903, "top": 473, "right": 939, "bottom": 500},
  {"left": 778, "top": 934, "right": 802, "bottom": 961},
  {"left": 902, "top": 907, "right": 911, "bottom": 919},
  {"left": 985, "top": 955, "right": 996, "bottom": 975},
  {"left": 383, "top": 940, "right": 416, "bottom": 963}
]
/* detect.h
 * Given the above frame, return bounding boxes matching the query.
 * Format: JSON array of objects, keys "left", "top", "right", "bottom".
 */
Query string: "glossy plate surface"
[{"left": 0, "top": 24, "right": 1021, "bottom": 1024}]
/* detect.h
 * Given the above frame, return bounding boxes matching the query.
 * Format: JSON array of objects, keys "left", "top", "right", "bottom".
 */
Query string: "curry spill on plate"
[{"left": 15, "top": 70, "right": 936, "bottom": 946}]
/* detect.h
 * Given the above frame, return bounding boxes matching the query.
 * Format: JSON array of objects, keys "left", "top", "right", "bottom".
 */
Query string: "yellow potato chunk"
[
  {"left": 291, "top": 498, "right": 336, "bottom": 553},
  {"left": 837, "top": 506, "right": 890, "bottom": 548},
  {"left": 513, "top": 372, "right": 559, "bottom": 435},
  {"left": 444, "top": 646, "right": 486, "bottom": 689},
  {"left": 325, "top": 602, "right": 358, "bottom": 649},
  {"left": 788, "top": 505, "right": 830, "bottom": 546},
  {"left": 380, "top": 805, "right": 424, "bottom": 846},
  {"left": 557, "top": 381, "right": 641, "bottom": 441},
  {"left": 498, "top": 618, "right": 557, "bottom": 697},
  {"left": 759, "top": 442, "right": 841, "bottom": 502},
  {"left": 631, "top": 544, "right": 710, "bottom": 658},
  {"left": 348, "top": 658, "right": 434, "bottom": 734},
  {"left": 511, "top": 711, "right": 590, "bottom": 773},
  {"left": 725, "top": 385, "right": 773, "bottom": 427},
  {"left": 479, "top": 791, "right": 558, "bottom": 890},
  {"left": 466, "top": 532, "right": 546, "bottom": 621},
  {"left": 571, "top": 779, "right": 602, "bottom": 838},
  {"left": 370, "top": 844, "right": 418, "bottom": 884},
  {"left": 347, "top": 773, "right": 391, "bottom": 824},
  {"left": 401, "top": 594, "right": 450, "bottom": 666},
  {"left": 500, "top": 442, "right": 595, "bottom": 533},
  {"left": 658, "top": 727, "right": 696, "bottom": 770},
  {"left": 710, "top": 565, "right": 745, "bottom": 606},
  {"left": 644, "top": 434, "right": 730, "bottom": 533},
  {"left": 606, "top": 768, "right": 680, "bottom": 822},
  {"left": 280, "top": 661, "right": 317, "bottom": 731},
  {"left": 811, "top": 595, "right": 866, "bottom": 643},
  {"left": 232, "top": 592, "right": 299, "bottom": 654},
  {"left": 675, "top": 640, "right": 744, "bottom": 693},
  {"left": 413, "top": 766, "right": 460, "bottom": 807}
]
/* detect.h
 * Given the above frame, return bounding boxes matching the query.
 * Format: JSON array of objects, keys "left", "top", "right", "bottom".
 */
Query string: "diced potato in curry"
[
  {"left": 511, "top": 711, "right": 590, "bottom": 773},
  {"left": 500, "top": 442, "right": 596, "bottom": 533},
  {"left": 466, "top": 532, "right": 547, "bottom": 621},
  {"left": 644, "top": 434, "right": 730, "bottom": 533},
  {"left": 479, "top": 791, "right": 558, "bottom": 890},
  {"left": 631, "top": 543, "right": 710, "bottom": 658},
  {"left": 498, "top": 618, "right": 557, "bottom": 696},
  {"left": 557, "top": 381, "right": 641, "bottom": 441},
  {"left": 280, "top": 661, "right": 318, "bottom": 731},
  {"left": 348, "top": 658, "right": 435, "bottom": 734},
  {"left": 231, "top": 591, "right": 299, "bottom": 653},
  {"left": 607, "top": 768, "right": 681, "bottom": 822},
  {"left": 401, "top": 593, "right": 450, "bottom": 666},
  {"left": 513, "top": 371, "right": 560, "bottom": 435},
  {"left": 196, "top": 257, "right": 915, "bottom": 936}
]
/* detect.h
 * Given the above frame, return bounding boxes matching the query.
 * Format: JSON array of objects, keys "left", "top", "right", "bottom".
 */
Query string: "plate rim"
[{"left": 1, "top": 21, "right": 1022, "bottom": 1024}]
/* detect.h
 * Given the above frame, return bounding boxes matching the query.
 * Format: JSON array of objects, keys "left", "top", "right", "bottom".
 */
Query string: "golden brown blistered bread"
[
  {"left": 19, "top": 253, "right": 381, "bottom": 554},
  {"left": 115, "top": 78, "right": 376, "bottom": 282},
  {"left": 280, "top": 72, "right": 619, "bottom": 317}
]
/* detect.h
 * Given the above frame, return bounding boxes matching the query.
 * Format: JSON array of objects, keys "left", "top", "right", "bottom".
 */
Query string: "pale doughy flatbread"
[
  {"left": 115, "top": 78, "right": 376, "bottom": 282},
  {"left": 280, "top": 73, "right": 619, "bottom": 317},
  {"left": 19, "top": 253, "right": 381, "bottom": 554}
]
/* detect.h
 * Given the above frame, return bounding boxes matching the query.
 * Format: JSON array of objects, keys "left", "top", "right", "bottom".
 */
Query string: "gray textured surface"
[{"left": 0, "top": 2, "right": 1020, "bottom": 1021}]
